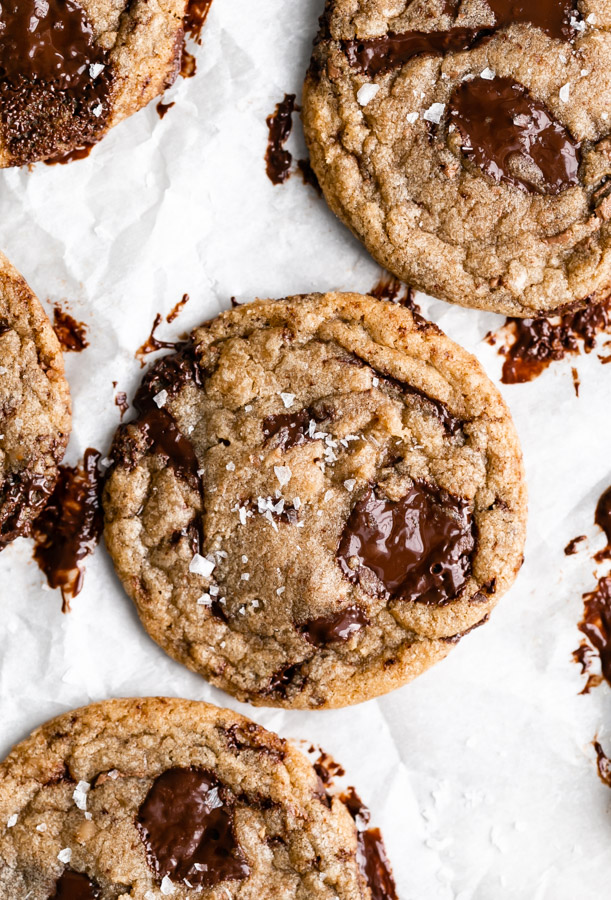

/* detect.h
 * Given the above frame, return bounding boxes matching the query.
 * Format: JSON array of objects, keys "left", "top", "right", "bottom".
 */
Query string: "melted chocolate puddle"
[
  {"left": 53, "top": 305, "right": 89, "bottom": 352},
  {"left": 264, "top": 93, "right": 321, "bottom": 192},
  {"left": 487, "top": 296, "right": 611, "bottom": 384},
  {"left": 337, "top": 483, "right": 475, "bottom": 606},
  {"left": 370, "top": 272, "right": 422, "bottom": 316},
  {"left": 340, "top": 788, "right": 398, "bottom": 900},
  {"left": 343, "top": 0, "right": 577, "bottom": 76},
  {"left": 0, "top": 0, "right": 112, "bottom": 165},
  {"left": 31, "top": 448, "right": 103, "bottom": 612},
  {"left": 51, "top": 870, "right": 100, "bottom": 900},
  {"left": 573, "top": 575, "right": 611, "bottom": 693},
  {"left": 180, "top": 0, "right": 214, "bottom": 79},
  {"left": 137, "top": 767, "right": 250, "bottom": 888},
  {"left": 449, "top": 77, "right": 580, "bottom": 195}
]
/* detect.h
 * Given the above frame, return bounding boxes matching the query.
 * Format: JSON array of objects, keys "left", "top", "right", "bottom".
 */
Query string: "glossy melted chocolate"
[
  {"left": 574, "top": 575, "right": 611, "bottom": 692},
  {"left": 594, "top": 485, "right": 611, "bottom": 562},
  {"left": 262, "top": 409, "right": 310, "bottom": 450},
  {"left": 449, "top": 77, "right": 580, "bottom": 195},
  {"left": 51, "top": 871, "right": 100, "bottom": 900},
  {"left": 302, "top": 604, "right": 369, "bottom": 646},
  {"left": 31, "top": 448, "right": 103, "bottom": 611},
  {"left": 343, "top": 0, "right": 576, "bottom": 76},
  {"left": 53, "top": 305, "right": 89, "bottom": 353},
  {"left": 490, "top": 297, "right": 611, "bottom": 384},
  {"left": 337, "top": 483, "right": 475, "bottom": 605},
  {"left": 137, "top": 767, "right": 250, "bottom": 888},
  {"left": 0, "top": 470, "right": 55, "bottom": 549},
  {"left": 265, "top": 93, "right": 296, "bottom": 185},
  {"left": 340, "top": 787, "right": 398, "bottom": 900}
]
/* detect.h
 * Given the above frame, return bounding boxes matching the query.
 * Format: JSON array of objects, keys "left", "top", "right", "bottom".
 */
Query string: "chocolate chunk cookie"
[
  {"left": 302, "top": 0, "right": 611, "bottom": 316},
  {"left": 0, "top": 697, "right": 376, "bottom": 898},
  {"left": 103, "top": 293, "right": 527, "bottom": 708},
  {"left": 0, "top": 0, "right": 188, "bottom": 166},
  {"left": 0, "top": 253, "right": 71, "bottom": 550}
]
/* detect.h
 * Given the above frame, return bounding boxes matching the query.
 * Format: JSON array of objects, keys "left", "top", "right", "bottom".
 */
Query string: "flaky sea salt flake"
[
  {"left": 160, "top": 875, "right": 175, "bottom": 895},
  {"left": 57, "top": 848, "right": 72, "bottom": 864},
  {"left": 357, "top": 83, "right": 380, "bottom": 106},
  {"left": 153, "top": 389, "right": 168, "bottom": 408},
  {"left": 189, "top": 554, "right": 215, "bottom": 577},
  {"left": 423, "top": 102, "right": 445, "bottom": 124},
  {"left": 6, "top": 814, "right": 17, "bottom": 828},
  {"left": 274, "top": 465, "right": 292, "bottom": 487},
  {"left": 280, "top": 392, "right": 296, "bottom": 408},
  {"left": 559, "top": 82, "right": 570, "bottom": 102}
]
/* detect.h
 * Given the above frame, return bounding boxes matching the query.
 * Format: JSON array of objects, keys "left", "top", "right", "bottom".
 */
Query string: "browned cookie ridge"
[
  {"left": 0, "top": 252, "right": 71, "bottom": 550},
  {"left": 302, "top": 0, "right": 611, "bottom": 316},
  {"left": 103, "top": 293, "right": 527, "bottom": 709},
  {"left": 0, "top": 698, "right": 383, "bottom": 898},
  {"left": 0, "top": 0, "right": 191, "bottom": 166}
]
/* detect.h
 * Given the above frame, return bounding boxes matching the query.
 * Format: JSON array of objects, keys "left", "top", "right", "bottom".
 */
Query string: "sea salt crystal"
[
  {"left": 357, "top": 83, "right": 380, "bottom": 106},
  {"left": 280, "top": 392, "right": 295, "bottom": 408},
  {"left": 189, "top": 554, "right": 215, "bottom": 577},
  {"left": 57, "top": 848, "right": 72, "bottom": 864},
  {"left": 277, "top": 586, "right": 285, "bottom": 595},
  {"left": 197, "top": 593, "right": 212, "bottom": 606},
  {"left": 480, "top": 67, "right": 495, "bottom": 80},
  {"left": 226, "top": 461, "right": 235, "bottom": 471},
  {"left": 241, "top": 573, "right": 250, "bottom": 581},
  {"left": 406, "top": 111, "right": 419, "bottom": 123},
  {"left": 238, "top": 506, "right": 247, "bottom": 525},
  {"left": 73, "top": 781, "right": 90, "bottom": 811},
  {"left": 6, "top": 814, "right": 17, "bottom": 828},
  {"left": 423, "top": 102, "right": 445, "bottom": 124},
  {"left": 36, "top": 823, "right": 47, "bottom": 832},
  {"left": 153, "top": 389, "right": 168, "bottom": 408},
  {"left": 92, "top": 102, "right": 104, "bottom": 117},
  {"left": 89, "top": 62, "right": 105, "bottom": 78},
  {"left": 274, "top": 465, "right": 292, "bottom": 487},
  {"left": 344, "top": 479, "right": 356, "bottom": 491},
  {"left": 160, "top": 875, "right": 175, "bottom": 895},
  {"left": 559, "top": 83, "right": 570, "bottom": 102}
]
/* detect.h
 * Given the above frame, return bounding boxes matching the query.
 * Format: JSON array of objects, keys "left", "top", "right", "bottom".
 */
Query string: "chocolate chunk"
[
  {"left": 265, "top": 662, "right": 305, "bottom": 698},
  {"left": 137, "top": 767, "right": 250, "bottom": 888},
  {"left": 574, "top": 575, "right": 611, "bottom": 692},
  {"left": 31, "top": 448, "right": 103, "bottom": 611},
  {"left": 337, "top": 482, "right": 475, "bottom": 605},
  {"left": 265, "top": 93, "right": 296, "bottom": 185},
  {"left": 51, "top": 871, "right": 100, "bottom": 900},
  {"left": 0, "top": 0, "right": 111, "bottom": 164},
  {"left": 594, "top": 486, "right": 611, "bottom": 562},
  {"left": 301, "top": 604, "right": 369, "bottom": 645},
  {"left": 262, "top": 409, "right": 310, "bottom": 450},
  {"left": 449, "top": 77, "right": 580, "bottom": 195},
  {"left": 344, "top": 28, "right": 476, "bottom": 76},
  {"left": 340, "top": 788, "right": 398, "bottom": 900},
  {"left": 343, "top": 0, "right": 576, "bottom": 76},
  {"left": 130, "top": 344, "right": 203, "bottom": 483}
]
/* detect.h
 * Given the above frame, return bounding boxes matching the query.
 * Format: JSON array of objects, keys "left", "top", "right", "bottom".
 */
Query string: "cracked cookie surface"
[
  {"left": 302, "top": 0, "right": 611, "bottom": 316},
  {"left": 103, "top": 292, "right": 527, "bottom": 708},
  {"left": 0, "top": 0, "right": 189, "bottom": 166},
  {"left": 0, "top": 252, "right": 71, "bottom": 550},
  {"left": 0, "top": 697, "right": 373, "bottom": 899}
]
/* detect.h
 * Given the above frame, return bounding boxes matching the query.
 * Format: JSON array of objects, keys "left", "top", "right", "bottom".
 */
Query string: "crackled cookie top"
[
  {"left": 103, "top": 293, "right": 527, "bottom": 708},
  {"left": 0, "top": 698, "right": 375, "bottom": 898},
  {"left": 0, "top": 0, "right": 188, "bottom": 166},
  {"left": 302, "top": 0, "right": 611, "bottom": 316},
  {"left": 0, "top": 252, "right": 71, "bottom": 550}
]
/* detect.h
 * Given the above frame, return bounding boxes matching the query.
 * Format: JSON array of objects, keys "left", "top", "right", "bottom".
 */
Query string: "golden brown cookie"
[
  {"left": 0, "top": 252, "right": 71, "bottom": 549},
  {"left": 0, "top": 697, "right": 385, "bottom": 898},
  {"left": 302, "top": 0, "right": 611, "bottom": 316},
  {"left": 103, "top": 293, "right": 527, "bottom": 708}
]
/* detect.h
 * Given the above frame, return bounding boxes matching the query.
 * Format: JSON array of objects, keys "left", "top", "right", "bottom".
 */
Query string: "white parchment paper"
[{"left": 1, "top": 0, "right": 611, "bottom": 896}]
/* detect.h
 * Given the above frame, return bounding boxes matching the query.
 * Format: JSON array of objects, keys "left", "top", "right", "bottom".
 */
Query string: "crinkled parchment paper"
[{"left": 1, "top": 0, "right": 611, "bottom": 896}]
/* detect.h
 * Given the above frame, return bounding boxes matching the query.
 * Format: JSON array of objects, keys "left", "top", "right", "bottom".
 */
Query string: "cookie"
[
  {"left": 0, "top": 697, "right": 380, "bottom": 898},
  {"left": 0, "top": 252, "right": 71, "bottom": 550},
  {"left": 302, "top": 0, "right": 611, "bottom": 317},
  {"left": 103, "top": 293, "right": 526, "bottom": 708},
  {"left": 0, "top": 0, "right": 189, "bottom": 166}
]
